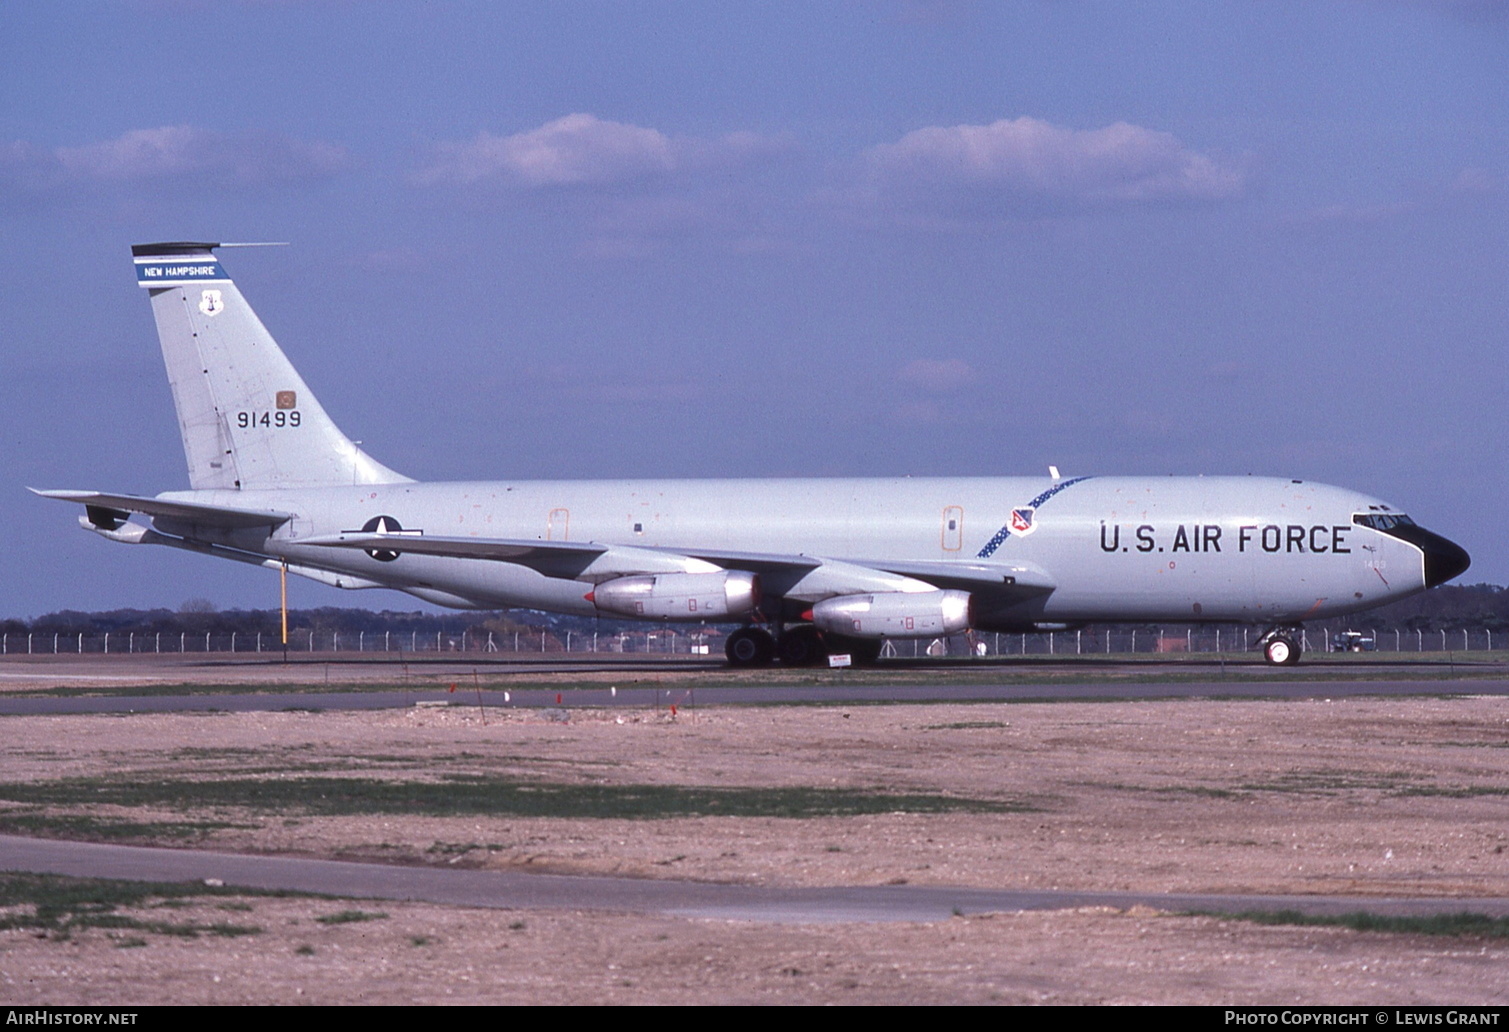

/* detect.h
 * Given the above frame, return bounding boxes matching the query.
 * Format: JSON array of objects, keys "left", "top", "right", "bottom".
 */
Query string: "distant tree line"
[
  {"left": 0, "top": 603, "right": 692, "bottom": 643},
  {"left": 1061, "top": 583, "right": 1509, "bottom": 636},
  {"left": 1344, "top": 582, "right": 1507, "bottom": 632}
]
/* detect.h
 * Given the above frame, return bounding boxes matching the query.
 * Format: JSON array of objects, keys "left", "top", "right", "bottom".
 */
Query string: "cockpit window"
[{"left": 1353, "top": 513, "right": 1418, "bottom": 531}]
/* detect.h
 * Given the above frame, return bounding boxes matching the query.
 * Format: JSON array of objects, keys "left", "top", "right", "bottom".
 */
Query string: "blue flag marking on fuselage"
[{"left": 977, "top": 475, "right": 1094, "bottom": 558}]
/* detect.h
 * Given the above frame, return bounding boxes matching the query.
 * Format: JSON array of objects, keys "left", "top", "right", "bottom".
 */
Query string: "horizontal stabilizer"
[{"left": 31, "top": 489, "right": 293, "bottom": 529}]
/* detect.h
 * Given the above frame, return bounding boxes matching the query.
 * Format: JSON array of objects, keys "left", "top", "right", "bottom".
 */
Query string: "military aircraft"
[{"left": 35, "top": 242, "right": 1470, "bottom": 667}]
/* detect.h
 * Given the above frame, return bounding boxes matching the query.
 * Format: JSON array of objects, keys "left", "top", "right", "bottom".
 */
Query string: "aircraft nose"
[{"left": 1417, "top": 528, "right": 1471, "bottom": 588}]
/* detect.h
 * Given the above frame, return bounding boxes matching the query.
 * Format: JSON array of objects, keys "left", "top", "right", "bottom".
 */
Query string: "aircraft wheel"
[
  {"left": 777, "top": 625, "right": 827, "bottom": 666},
  {"left": 726, "top": 627, "right": 775, "bottom": 668},
  {"left": 1263, "top": 635, "right": 1301, "bottom": 666}
]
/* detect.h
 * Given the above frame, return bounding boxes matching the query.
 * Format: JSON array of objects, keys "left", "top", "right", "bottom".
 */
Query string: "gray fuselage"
[{"left": 163, "top": 473, "right": 1442, "bottom": 628}]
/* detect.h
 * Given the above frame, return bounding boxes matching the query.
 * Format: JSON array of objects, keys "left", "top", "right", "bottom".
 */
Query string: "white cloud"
[
  {"left": 416, "top": 113, "right": 790, "bottom": 189},
  {"left": 413, "top": 115, "right": 798, "bottom": 257},
  {"left": 898, "top": 358, "right": 975, "bottom": 393},
  {"left": 1450, "top": 166, "right": 1498, "bottom": 194},
  {"left": 1, "top": 125, "right": 347, "bottom": 202},
  {"left": 0, "top": 140, "right": 56, "bottom": 194},
  {"left": 59, "top": 125, "right": 346, "bottom": 185},
  {"left": 419, "top": 114, "right": 674, "bottom": 187},
  {"left": 1386, "top": 0, "right": 1509, "bottom": 23},
  {"left": 893, "top": 399, "right": 944, "bottom": 426},
  {"left": 1291, "top": 166, "right": 1500, "bottom": 225},
  {"left": 861, "top": 116, "right": 1246, "bottom": 221},
  {"left": 1300, "top": 200, "right": 1419, "bottom": 224}
]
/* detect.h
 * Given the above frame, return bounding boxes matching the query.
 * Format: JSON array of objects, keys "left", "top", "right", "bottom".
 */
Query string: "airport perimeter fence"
[
  {"left": 0, "top": 628, "right": 715, "bottom": 657},
  {"left": 929, "top": 626, "right": 1499, "bottom": 658},
  {"left": 0, "top": 626, "right": 1501, "bottom": 658}
]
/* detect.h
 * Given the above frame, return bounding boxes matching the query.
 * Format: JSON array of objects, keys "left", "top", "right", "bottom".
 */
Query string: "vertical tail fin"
[{"left": 132, "top": 242, "right": 410, "bottom": 490}]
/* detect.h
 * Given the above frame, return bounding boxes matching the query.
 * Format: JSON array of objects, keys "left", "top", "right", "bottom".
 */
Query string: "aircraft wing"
[
  {"left": 303, "top": 532, "right": 1052, "bottom": 602},
  {"left": 306, "top": 536, "right": 826, "bottom": 578},
  {"left": 301, "top": 532, "right": 607, "bottom": 563},
  {"left": 669, "top": 547, "right": 823, "bottom": 576},
  {"left": 31, "top": 489, "right": 294, "bottom": 529},
  {"left": 679, "top": 549, "right": 1055, "bottom": 602},
  {"left": 306, "top": 535, "right": 833, "bottom": 580},
  {"left": 674, "top": 548, "right": 1052, "bottom": 594},
  {"left": 301, "top": 532, "right": 626, "bottom": 580},
  {"left": 862, "top": 558, "right": 1056, "bottom": 596},
  {"left": 304, "top": 537, "right": 832, "bottom": 585}
]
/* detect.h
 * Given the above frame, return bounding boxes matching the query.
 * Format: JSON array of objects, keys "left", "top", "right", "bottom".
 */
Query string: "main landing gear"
[
  {"left": 725, "top": 626, "right": 776, "bottom": 667},
  {"left": 777, "top": 624, "right": 825, "bottom": 666},
  {"left": 724, "top": 624, "right": 884, "bottom": 668},
  {"left": 1255, "top": 626, "right": 1304, "bottom": 666}
]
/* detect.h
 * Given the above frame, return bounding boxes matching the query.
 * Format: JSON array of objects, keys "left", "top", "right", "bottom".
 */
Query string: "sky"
[{"left": 2, "top": 0, "right": 1506, "bottom": 617}]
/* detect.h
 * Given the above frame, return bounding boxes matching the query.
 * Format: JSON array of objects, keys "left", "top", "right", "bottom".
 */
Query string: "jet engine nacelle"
[
  {"left": 589, "top": 570, "right": 761, "bottom": 621},
  {"left": 810, "top": 589, "right": 973, "bottom": 639}
]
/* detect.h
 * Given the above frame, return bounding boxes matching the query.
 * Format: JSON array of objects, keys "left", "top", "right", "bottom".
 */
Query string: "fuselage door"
[
  {"left": 941, "top": 506, "right": 963, "bottom": 552},
  {"left": 548, "top": 507, "right": 570, "bottom": 541}
]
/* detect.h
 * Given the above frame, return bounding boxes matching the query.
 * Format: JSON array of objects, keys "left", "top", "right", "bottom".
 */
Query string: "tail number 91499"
[{"left": 237, "top": 410, "right": 301, "bottom": 428}]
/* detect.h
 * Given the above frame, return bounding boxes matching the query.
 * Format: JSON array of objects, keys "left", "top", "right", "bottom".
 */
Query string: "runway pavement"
[
  {"left": 0, "top": 679, "right": 1507, "bottom": 715},
  {"left": 4, "top": 834, "right": 1508, "bottom": 925}
]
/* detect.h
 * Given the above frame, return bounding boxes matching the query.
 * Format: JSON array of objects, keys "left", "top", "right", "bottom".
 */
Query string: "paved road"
[
  {"left": 4, "top": 835, "right": 1506, "bottom": 925},
  {"left": 1, "top": 679, "right": 1507, "bottom": 715}
]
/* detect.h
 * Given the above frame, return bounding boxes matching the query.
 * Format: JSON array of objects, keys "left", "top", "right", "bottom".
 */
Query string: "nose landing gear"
[{"left": 1255, "top": 626, "right": 1304, "bottom": 665}]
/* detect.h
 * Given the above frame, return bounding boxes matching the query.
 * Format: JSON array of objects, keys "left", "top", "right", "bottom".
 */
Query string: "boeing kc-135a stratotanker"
[{"left": 35, "top": 243, "right": 1470, "bottom": 666}]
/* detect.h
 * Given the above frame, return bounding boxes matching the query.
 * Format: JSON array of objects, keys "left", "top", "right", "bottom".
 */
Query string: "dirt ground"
[
  {"left": 7, "top": 899, "right": 1508, "bottom": 1005},
  {"left": 2, "top": 695, "right": 1508, "bottom": 1004}
]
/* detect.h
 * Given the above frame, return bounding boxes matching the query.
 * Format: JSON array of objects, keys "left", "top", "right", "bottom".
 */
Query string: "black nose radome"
[
  {"left": 1420, "top": 530, "right": 1472, "bottom": 588},
  {"left": 1385, "top": 524, "right": 1472, "bottom": 588}
]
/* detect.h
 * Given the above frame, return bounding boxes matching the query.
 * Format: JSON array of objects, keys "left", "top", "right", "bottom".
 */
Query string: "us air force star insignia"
[
  {"left": 199, "top": 289, "right": 223, "bottom": 317},
  {"left": 361, "top": 514, "right": 403, "bottom": 562},
  {"left": 1009, "top": 508, "right": 1037, "bottom": 536}
]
